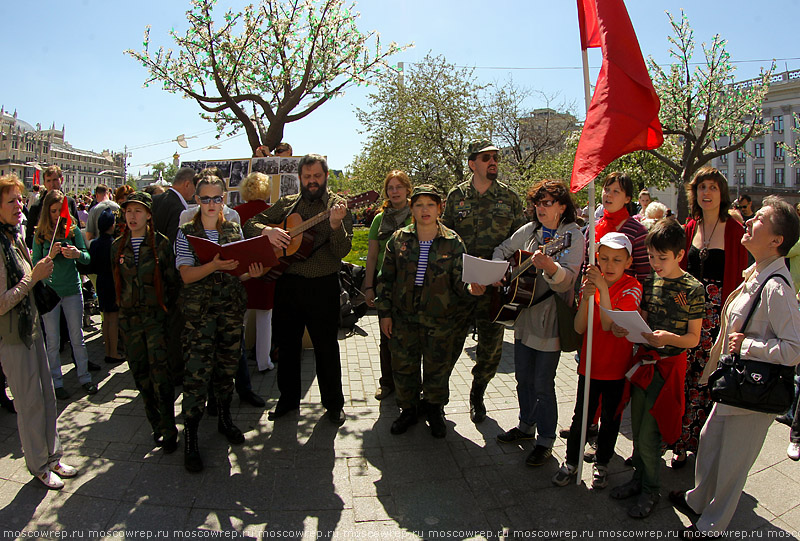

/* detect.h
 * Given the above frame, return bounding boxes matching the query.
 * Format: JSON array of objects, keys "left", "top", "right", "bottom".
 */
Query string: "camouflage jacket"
[
  {"left": 178, "top": 220, "right": 247, "bottom": 318},
  {"left": 111, "top": 228, "right": 180, "bottom": 312},
  {"left": 440, "top": 177, "right": 525, "bottom": 260},
  {"left": 376, "top": 222, "right": 469, "bottom": 323}
]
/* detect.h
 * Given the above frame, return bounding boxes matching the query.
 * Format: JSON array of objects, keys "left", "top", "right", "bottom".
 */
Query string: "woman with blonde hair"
[
  {"left": 364, "top": 170, "right": 412, "bottom": 400},
  {"left": 32, "top": 190, "right": 96, "bottom": 399}
]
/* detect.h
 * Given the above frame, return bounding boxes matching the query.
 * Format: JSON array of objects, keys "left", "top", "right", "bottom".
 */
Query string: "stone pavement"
[{"left": 1, "top": 312, "right": 799, "bottom": 540}]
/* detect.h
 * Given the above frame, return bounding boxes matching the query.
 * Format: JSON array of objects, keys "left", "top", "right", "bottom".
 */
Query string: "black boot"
[
  {"left": 183, "top": 418, "right": 203, "bottom": 473},
  {"left": 206, "top": 390, "right": 218, "bottom": 417},
  {"left": 469, "top": 382, "right": 487, "bottom": 423},
  {"left": 390, "top": 406, "right": 418, "bottom": 435},
  {"left": 426, "top": 402, "right": 447, "bottom": 439},
  {"left": 218, "top": 404, "right": 245, "bottom": 444}
]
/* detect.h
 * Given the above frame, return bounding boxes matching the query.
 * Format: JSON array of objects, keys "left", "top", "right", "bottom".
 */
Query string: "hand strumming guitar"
[
  {"left": 261, "top": 226, "right": 291, "bottom": 249},
  {"left": 531, "top": 251, "right": 558, "bottom": 276},
  {"left": 330, "top": 202, "right": 347, "bottom": 230}
]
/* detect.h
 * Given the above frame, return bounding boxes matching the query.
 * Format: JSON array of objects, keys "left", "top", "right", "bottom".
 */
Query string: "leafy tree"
[
  {"left": 350, "top": 53, "right": 487, "bottom": 194},
  {"left": 151, "top": 162, "right": 178, "bottom": 184},
  {"left": 127, "top": 0, "right": 408, "bottom": 153},
  {"left": 646, "top": 11, "right": 772, "bottom": 220}
]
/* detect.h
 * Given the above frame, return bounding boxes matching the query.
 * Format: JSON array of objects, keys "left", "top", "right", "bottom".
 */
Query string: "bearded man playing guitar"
[{"left": 243, "top": 154, "right": 351, "bottom": 426}]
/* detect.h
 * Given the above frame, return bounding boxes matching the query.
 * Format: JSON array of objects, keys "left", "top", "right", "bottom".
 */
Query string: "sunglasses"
[
  {"left": 479, "top": 153, "right": 500, "bottom": 163},
  {"left": 199, "top": 195, "right": 224, "bottom": 204},
  {"left": 532, "top": 199, "right": 557, "bottom": 208}
]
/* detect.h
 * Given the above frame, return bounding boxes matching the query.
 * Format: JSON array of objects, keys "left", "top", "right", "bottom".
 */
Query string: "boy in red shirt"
[{"left": 552, "top": 232, "right": 642, "bottom": 489}]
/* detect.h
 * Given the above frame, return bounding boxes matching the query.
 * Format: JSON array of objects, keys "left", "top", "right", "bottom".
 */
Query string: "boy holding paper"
[
  {"left": 552, "top": 232, "right": 642, "bottom": 490},
  {"left": 610, "top": 218, "right": 704, "bottom": 518}
]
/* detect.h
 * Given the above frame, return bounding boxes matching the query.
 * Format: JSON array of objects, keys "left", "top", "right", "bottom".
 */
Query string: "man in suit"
[
  {"left": 152, "top": 167, "right": 197, "bottom": 246},
  {"left": 25, "top": 165, "right": 79, "bottom": 249}
]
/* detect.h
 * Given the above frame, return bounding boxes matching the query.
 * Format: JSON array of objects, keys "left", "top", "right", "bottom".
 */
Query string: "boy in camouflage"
[
  {"left": 111, "top": 191, "right": 181, "bottom": 453},
  {"left": 175, "top": 176, "right": 266, "bottom": 472},
  {"left": 610, "top": 219, "right": 704, "bottom": 518},
  {"left": 376, "top": 185, "right": 482, "bottom": 438}
]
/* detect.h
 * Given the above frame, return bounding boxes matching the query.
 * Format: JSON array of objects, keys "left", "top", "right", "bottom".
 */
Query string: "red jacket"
[{"left": 681, "top": 218, "right": 748, "bottom": 304}]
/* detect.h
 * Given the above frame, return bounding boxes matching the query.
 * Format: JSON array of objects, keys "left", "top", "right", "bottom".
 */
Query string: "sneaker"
[
  {"left": 54, "top": 387, "right": 71, "bottom": 400},
  {"left": 776, "top": 414, "right": 792, "bottom": 427},
  {"left": 525, "top": 445, "right": 553, "bottom": 467},
  {"left": 496, "top": 427, "right": 536, "bottom": 444},
  {"left": 559, "top": 424, "right": 599, "bottom": 439},
  {"left": 610, "top": 478, "right": 642, "bottom": 500},
  {"left": 37, "top": 470, "right": 64, "bottom": 490},
  {"left": 788, "top": 442, "right": 800, "bottom": 461},
  {"left": 82, "top": 383, "right": 98, "bottom": 395},
  {"left": 592, "top": 463, "right": 609, "bottom": 489},
  {"left": 374, "top": 386, "right": 394, "bottom": 400},
  {"left": 551, "top": 462, "right": 577, "bottom": 486},
  {"left": 48, "top": 460, "right": 78, "bottom": 478}
]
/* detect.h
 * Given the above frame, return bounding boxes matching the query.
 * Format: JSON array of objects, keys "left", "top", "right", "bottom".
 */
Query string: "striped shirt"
[
  {"left": 130, "top": 237, "right": 145, "bottom": 265},
  {"left": 415, "top": 239, "right": 433, "bottom": 286},
  {"left": 175, "top": 229, "right": 222, "bottom": 269}
]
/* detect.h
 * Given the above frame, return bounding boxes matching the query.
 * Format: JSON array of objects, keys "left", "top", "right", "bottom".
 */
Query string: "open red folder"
[{"left": 186, "top": 234, "right": 279, "bottom": 277}]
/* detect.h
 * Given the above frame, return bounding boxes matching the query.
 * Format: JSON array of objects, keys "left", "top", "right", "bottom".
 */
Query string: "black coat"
[{"left": 151, "top": 189, "right": 186, "bottom": 247}]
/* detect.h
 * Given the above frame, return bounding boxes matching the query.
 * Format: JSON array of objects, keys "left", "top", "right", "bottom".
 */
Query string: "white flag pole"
[{"left": 575, "top": 46, "right": 597, "bottom": 486}]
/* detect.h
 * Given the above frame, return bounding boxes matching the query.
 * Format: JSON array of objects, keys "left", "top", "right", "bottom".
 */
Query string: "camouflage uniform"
[
  {"left": 179, "top": 220, "right": 247, "bottom": 421},
  {"left": 112, "top": 227, "right": 180, "bottom": 441},
  {"left": 441, "top": 177, "right": 525, "bottom": 386},
  {"left": 376, "top": 222, "right": 470, "bottom": 409}
]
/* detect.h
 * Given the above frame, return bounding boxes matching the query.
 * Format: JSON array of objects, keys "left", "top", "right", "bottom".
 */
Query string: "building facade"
[
  {"left": 712, "top": 69, "right": 800, "bottom": 207},
  {"left": 0, "top": 109, "right": 126, "bottom": 194}
]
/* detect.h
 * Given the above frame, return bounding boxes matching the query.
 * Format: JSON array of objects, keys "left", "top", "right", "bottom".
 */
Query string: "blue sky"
[{"left": 4, "top": 1, "right": 798, "bottom": 174}]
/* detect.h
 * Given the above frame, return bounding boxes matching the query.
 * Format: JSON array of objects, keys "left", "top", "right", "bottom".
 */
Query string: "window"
[
  {"left": 736, "top": 150, "right": 746, "bottom": 163},
  {"left": 719, "top": 153, "right": 728, "bottom": 163},
  {"left": 775, "top": 167, "right": 785, "bottom": 185},
  {"left": 736, "top": 169, "right": 746, "bottom": 185},
  {"left": 774, "top": 115, "right": 784, "bottom": 132},
  {"left": 755, "top": 168, "right": 765, "bottom": 185},
  {"left": 755, "top": 143, "right": 764, "bottom": 158},
  {"left": 775, "top": 142, "right": 785, "bottom": 160}
]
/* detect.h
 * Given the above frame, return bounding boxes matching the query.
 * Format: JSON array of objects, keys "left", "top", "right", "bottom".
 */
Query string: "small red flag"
[
  {"left": 570, "top": 0, "right": 664, "bottom": 193},
  {"left": 59, "top": 197, "right": 72, "bottom": 233},
  {"left": 33, "top": 169, "right": 40, "bottom": 186}
]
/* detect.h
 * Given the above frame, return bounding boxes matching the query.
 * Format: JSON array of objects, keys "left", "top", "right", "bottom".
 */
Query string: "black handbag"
[
  {"left": 708, "top": 273, "right": 795, "bottom": 414},
  {"left": 32, "top": 281, "right": 60, "bottom": 314},
  {"left": 554, "top": 293, "right": 583, "bottom": 353}
]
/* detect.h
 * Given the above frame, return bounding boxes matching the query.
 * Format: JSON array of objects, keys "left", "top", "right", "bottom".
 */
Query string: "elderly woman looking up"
[
  {"left": 0, "top": 174, "right": 78, "bottom": 489},
  {"left": 671, "top": 196, "right": 800, "bottom": 537}
]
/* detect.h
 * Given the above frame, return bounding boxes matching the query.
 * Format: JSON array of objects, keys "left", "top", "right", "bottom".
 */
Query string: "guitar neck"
[{"left": 288, "top": 209, "right": 331, "bottom": 238}]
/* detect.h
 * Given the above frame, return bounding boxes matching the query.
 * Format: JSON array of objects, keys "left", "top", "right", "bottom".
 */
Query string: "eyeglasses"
[
  {"left": 479, "top": 153, "right": 500, "bottom": 163},
  {"left": 199, "top": 195, "right": 224, "bottom": 204},
  {"left": 533, "top": 199, "right": 557, "bottom": 208}
]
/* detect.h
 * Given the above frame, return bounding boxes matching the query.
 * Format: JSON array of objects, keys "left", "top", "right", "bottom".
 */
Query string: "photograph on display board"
[
  {"left": 227, "top": 190, "right": 242, "bottom": 207},
  {"left": 228, "top": 160, "right": 249, "bottom": 188},
  {"left": 212, "top": 160, "right": 232, "bottom": 180},
  {"left": 280, "top": 157, "right": 299, "bottom": 174},
  {"left": 251, "top": 157, "right": 279, "bottom": 175},
  {"left": 280, "top": 174, "right": 299, "bottom": 197}
]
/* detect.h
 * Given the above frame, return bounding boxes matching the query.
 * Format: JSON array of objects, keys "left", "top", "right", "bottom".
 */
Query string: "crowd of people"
[{"left": 1, "top": 140, "right": 799, "bottom": 537}]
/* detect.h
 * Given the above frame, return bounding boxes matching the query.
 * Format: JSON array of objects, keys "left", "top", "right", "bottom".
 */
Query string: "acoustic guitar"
[
  {"left": 489, "top": 232, "right": 573, "bottom": 326},
  {"left": 262, "top": 190, "right": 379, "bottom": 281}
]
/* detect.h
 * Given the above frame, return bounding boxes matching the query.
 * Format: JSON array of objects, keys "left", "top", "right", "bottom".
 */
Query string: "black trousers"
[
  {"left": 273, "top": 273, "right": 344, "bottom": 411},
  {"left": 566, "top": 375, "right": 626, "bottom": 466}
]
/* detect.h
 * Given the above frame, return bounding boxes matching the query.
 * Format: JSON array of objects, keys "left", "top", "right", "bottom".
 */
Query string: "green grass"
[{"left": 343, "top": 226, "right": 369, "bottom": 266}]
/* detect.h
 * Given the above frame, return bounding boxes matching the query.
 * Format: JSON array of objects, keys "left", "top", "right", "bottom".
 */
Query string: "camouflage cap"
[
  {"left": 410, "top": 184, "right": 442, "bottom": 202},
  {"left": 468, "top": 139, "right": 499, "bottom": 157},
  {"left": 121, "top": 191, "right": 152, "bottom": 211}
]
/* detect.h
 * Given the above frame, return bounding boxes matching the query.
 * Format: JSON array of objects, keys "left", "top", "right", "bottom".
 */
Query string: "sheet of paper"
[
  {"left": 600, "top": 306, "right": 653, "bottom": 344},
  {"left": 462, "top": 254, "right": 509, "bottom": 285}
]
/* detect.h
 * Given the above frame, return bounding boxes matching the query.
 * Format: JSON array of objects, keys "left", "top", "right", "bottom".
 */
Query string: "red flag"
[
  {"left": 59, "top": 197, "right": 72, "bottom": 233},
  {"left": 570, "top": 0, "right": 663, "bottom": 193},
  {"left": 33, "top": 169, "right": 40, "bottom": 186}
]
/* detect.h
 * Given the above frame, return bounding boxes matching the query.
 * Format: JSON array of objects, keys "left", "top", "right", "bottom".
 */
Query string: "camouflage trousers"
[
  {"left": 390, "top": 315, "right": 469, "bottom": 409},
  {"left": 466, "top": 292, "right": 505, "bottom": 387},
  {"left": 181, "top": 298, "right": 244, "bottom": 421},
  {"left": 119, "top": 311, "right": 177, "bottom": 441}
]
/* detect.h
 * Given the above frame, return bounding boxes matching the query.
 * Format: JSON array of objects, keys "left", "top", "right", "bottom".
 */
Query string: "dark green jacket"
[
  {"left": 111, "top": 228, "right": 180, "bottom": 312},
  {"left": 178, "top": 220, "right": 246, "bottom": 319},
  {"left": 376, "top": 222, "right": 469, "bottom": 324}
]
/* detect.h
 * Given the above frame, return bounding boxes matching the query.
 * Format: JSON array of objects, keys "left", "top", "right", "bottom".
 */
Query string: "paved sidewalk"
[{"left": 0, "top": 312, "right": 799, "bottom": 540}]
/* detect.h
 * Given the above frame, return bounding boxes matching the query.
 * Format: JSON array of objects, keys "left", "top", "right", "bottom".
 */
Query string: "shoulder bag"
[{"left": 708, "top": 273, "right": 795, "bottom": 414}]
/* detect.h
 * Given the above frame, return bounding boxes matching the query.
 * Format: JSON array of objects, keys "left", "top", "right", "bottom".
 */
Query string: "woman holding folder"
[{"left": 174, "top": 175, "right": 265, "bottom": 473}]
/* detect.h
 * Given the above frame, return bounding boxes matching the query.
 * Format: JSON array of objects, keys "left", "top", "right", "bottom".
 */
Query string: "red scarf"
[{"left": 595, "top": 207, "right": 630, "bottom": 240}]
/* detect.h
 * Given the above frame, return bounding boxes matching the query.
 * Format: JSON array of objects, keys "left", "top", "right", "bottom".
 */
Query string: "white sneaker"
[
  {"left": 37, "top": 470, "right": 64, "bottom": 490},
  {"left": 787, "top": 442, "right": 800, "bottom": 461},
  {"left": 551, "top": 462, "right": 577, "bottom": 486},
  {"left": 49, "top": 460, "right": 78, "bottom": 478}
]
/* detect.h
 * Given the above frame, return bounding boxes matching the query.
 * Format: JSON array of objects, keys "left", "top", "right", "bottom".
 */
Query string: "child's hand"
[
  {"left": 642, "top": 330, "right": 670, "bottom": 348},
  {"left": 728, "top": 332, "right": 745, "bottom": 354},
  {"left": 380, "top": 317, "right": 392, "bottom": 338},
  {"left": 611, "top": 322, "right": 628, "bottom": 338},
  {"left": 248, "top": 262, "right": 265, "bottom": 278},
  {"left": 212, "top": 253, "right": 238, "bottom": 271},
  {"left": 468, "top": 283, "right": 486, "bottom": 296},
  {"left": 60, "top": 244, "right": 80, "bottom": 259},
  {"left": 582, "top": 278, "right": 597, "bottom": 297}
]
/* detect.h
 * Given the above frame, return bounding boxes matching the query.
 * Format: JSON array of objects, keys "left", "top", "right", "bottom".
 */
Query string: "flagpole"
[
  {"left": 48, "top": 216, "right": 62, "bottom": 260},
  {"left": 575, "top": 46, "right": 596, "bottom": 486}
]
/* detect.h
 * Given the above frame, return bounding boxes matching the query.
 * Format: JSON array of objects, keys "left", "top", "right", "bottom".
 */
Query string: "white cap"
[{"left": 598, "top": 232, "right": 633, "bottom": 255}]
